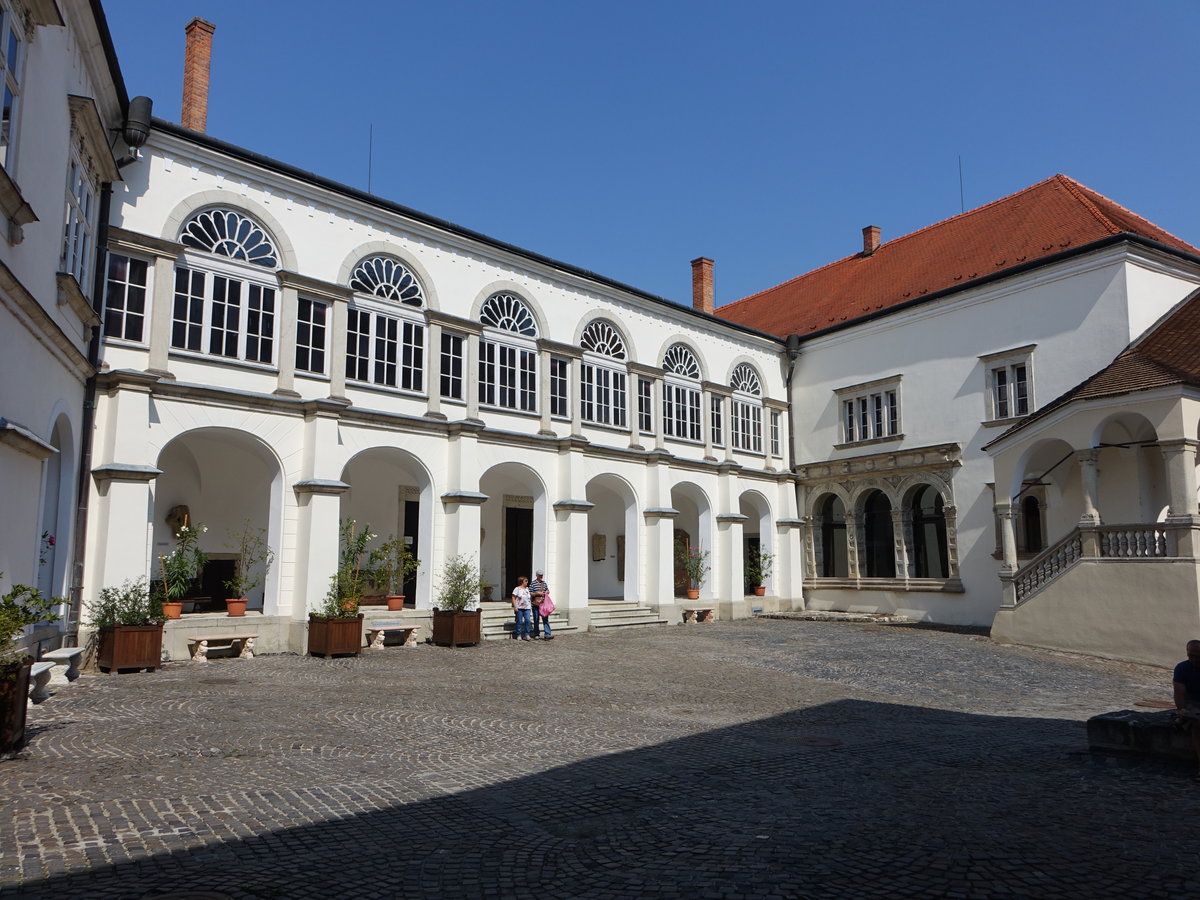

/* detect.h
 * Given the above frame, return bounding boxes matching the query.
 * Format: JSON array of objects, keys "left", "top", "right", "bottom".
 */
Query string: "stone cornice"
[
  {"left": 553, "top": 500, "right": 594, "bottom": 513},
  {"left": 293, "top": 479, "right": 350, "bottom": 496},
  {"left": 797, "top": 442, "right": 962, "bottom": 483},
  {"left": 703, "top": 381, "right": 732, "bottom": 397},
  {"left": 0, "top": 259, "right": 91, "bottom": 381},
  {"left": 441, "top": 491, "right": 489, "bottom": 506},
  {"left": 628, "top": 362, "right": 663, "bottom": 378},
  {"left": 0, "top": 417, "right": 56, "bottom": 459},
  {"left": 24, "top": 0, "right": 64, "bottom": 26},
  {"left": 56, "top": 272, "right": 100, "bottom": 336},
  {"left": 424, "top": 309, "right": 483, "bottom": 335},
  {"left": 108, "top": 227, "right": 185, "bottom": 259},
  {"left": 92, "top": 463, "right": 162, "bottom": 486},
  {"left": 277, "top": 270, "right": 352, "bottom": 302},
  {"left": 643, "top": 507, "right": 679, "bottom": 520},
  {"left": 0, "top": 162, "right": 37, "bottom": 243},
  {"left": 716, "top": 513, "right": 749, "bottom": 523},
  {"left": 537, "top": 338, "right": 583, "bottom": 359},
  {"left": 67, "top": 95, "right": 121, "bottom": 183}
]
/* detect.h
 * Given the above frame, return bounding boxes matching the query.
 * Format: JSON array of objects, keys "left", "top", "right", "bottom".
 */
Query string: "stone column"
[
  {"left": 538, "top": 347, "right": 553, "bottom": 435},
  {"left": 275, "top": 282, "right": 299, "bottom": 396},
  {"left": 568, "top": 357, "right": 583, "bottom": 437},
  {"left": 1161, "top": 438, "right": 1199, "bottom": 557},
  {"left": 844, "top": 511, "right": 860, "bottom": 580},
  {"left": 329, "top": 297, "right": 348, "bottom": 401},
  {"left": 291, "top": 480, "right": 348, "bottom": 617},
  {"left": 722, "top": 396, "right": 735, "bottom": 462},
  {"left": 426, "top": 320, "right": 444, "bottom": 419},
  {"left": 943, "top": 503, "right": 961, "bottom": 579},
  {"left": 466, "top": 333, "right": 481, "bottom": 421},
  {"left": 996, "top": 503, "right": 1018, "bottom": 574},
  {"left": 716, "top": 513, "right": 747, "bottom": 615},
  {"left": 892, "top": 507, "right": 910, "bottom": 580},
  {"left": 146, "top": 251, "right": 178, "bottom": 378},
  {"left": 1076, "top": 449, "right": 1101, "bottom": 526},
  {"left": 652, "top": 377, "right": 665, "bottom": 451},
  {"left": 702, "top": 386, "right": 716, "bottom": 462}
]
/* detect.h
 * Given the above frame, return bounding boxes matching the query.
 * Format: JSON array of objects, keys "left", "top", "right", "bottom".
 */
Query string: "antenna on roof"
[
  {"left": 958, "top": 155, "right": 965, "bottom": 214},
  {"left": 368, "top": 123, "right": 374, "bottom": 194}
]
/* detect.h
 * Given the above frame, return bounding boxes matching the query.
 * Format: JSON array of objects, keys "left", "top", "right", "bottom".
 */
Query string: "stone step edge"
[{"left": 758, "top": 612, "right": 915, "bottom": 624}]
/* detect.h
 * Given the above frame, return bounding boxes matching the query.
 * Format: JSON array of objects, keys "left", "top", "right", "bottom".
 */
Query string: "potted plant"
[
  {"left": 675, "top": 544, "right": 710, "bottom": 601},
  {"left": 432, "top": 554, "right": 483, "bottom": 647},
  {"left": 308, "top": 519, "right": 372, "bottom": 658},
  {"left": 368, "top": 535, "right": 420, "bottom": 611},
  {"left": 223, "top": 520, "right": 274, "bottom": 617},
  {"left": 1, "top": 576, "right": 61, "bottom": 752},
  {"left": 157, "top": 523, "right": 208, "bottom": 619},
  {"left": 88, "top": 578, "right": 166, "bottom": 673},
  {"left": 745, "top": 546, "right": 774, "bottom": 597}
]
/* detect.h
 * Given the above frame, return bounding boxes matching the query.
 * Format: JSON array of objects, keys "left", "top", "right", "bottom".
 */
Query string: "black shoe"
[{"left": 544, "top": 636, "right": 555, "bottom": 641}]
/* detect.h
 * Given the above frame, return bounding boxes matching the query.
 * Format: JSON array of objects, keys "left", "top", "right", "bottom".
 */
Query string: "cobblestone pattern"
[{"left": 1, "top": 620, "right": 1196, "bottom": 899}]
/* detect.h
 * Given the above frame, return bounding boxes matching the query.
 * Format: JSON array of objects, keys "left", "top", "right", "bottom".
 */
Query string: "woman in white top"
[{"left": 511, "top": 576, "right": 533, "bottom": 641}]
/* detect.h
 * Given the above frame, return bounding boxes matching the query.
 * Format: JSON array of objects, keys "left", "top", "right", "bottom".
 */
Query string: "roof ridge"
[
  {"left": 721, "top": 175, "right": 1068, "bottom": 310},
  {"left": 1054, "top": 174, "right": 1122, "bottom": 236}
]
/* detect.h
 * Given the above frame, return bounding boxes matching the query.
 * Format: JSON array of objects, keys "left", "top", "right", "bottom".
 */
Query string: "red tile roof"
[{"left": 717, "top": 175, "right": 1200, "bottom": 338}]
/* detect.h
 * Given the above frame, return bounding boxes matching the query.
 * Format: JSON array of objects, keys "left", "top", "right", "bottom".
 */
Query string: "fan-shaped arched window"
[
  {"left": 180, "top": 208, "right": 278, "bottom": 267},
  {"left": 171, "top": 208, "right": 279, "bottom": 365},
  {"left": 349, "top": 256, "right": 425, "bottom": 306},
  {"left": 731, "top": 363, "right": 764, "bottom": 453},
  {"left": 662, "top": 343, "right": 702, "bottom": 441},
  {"left": 579, "top": 320, "right": 628, "bottom": 428},
  {"left": 479, "top": 292, "right": 537, "bottom": 412},
  {"left": 480, "top": 292, "right": 537, "bottom": 337},
  {"left": 663, "top": 343, "right": 701, "bottom": 379},
  {"left": 580, "top": 321, "right": 627, "bottom": 359}
]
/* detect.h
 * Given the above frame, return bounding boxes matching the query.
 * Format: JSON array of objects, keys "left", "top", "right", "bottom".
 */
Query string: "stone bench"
[
  {"left": 42, "top": 646, "right": 84, "bottom": 685},
  {"left": 28, "top": 662, "right": 54, "bottom": 705},
  {"left": 188, "top": 632, "right": 258, "bottom": 662},
  {"left": 367, "top": 623, "right": 421, "bottom": 649},
  {"left": 1087, "top": 708, "right": 1197, "bottom": 763},
  {"left": 682, "top": 608, "right": 715, "bottom": 624}
]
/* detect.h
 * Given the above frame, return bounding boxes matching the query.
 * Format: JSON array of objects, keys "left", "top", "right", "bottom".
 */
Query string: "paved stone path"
[{"left": 1, "top": 619, "right": 1196, "bottom": 899}]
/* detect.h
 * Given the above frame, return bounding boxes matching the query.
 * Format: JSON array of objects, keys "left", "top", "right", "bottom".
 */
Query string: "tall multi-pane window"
[
  {"left": 346, "top": 255, "right": 425, "bottom": 392},
  {"left": 579, "top": 320, "right": 627, "bottom": 428},
  {"left": 710, "top": 396, "right": 723, "bottom": 447},
  {"left": 730, "top": 364, "right": 763, "bottom": 453},
  {"left": 770, "top": 411, "right": 781, "bottom": 457},
  {"left": 62, "top": 148, "right": 98, "bottom": 288},
  {"left": 295, "top": 298, "right": 327, "bottom": 374},
  {"left": 839, "top": 379, "right": 901, "bottom": 445},
  {"left": 0, "top": 3, "right": 22, "bottom": 170},
  {"left": 992, "top": 363, "right": 1029, "bottom": 419},
  {"left": 637, "top": 378, "right": 653, "bottom": 434},
  {"left": 662, "top": 343, "right": 702, "bottom": 441},
  {"left": 103, "top": 253, "right": 148, "bottom": 342},
  {"left": 479, "top": 292, "right": 538, "bottom": 413},
  {"left": 440, "top": 332, "right": 464, "bottom": 400},
  {"left": 172, "top": 210, "right": 279, "bottom": 365},
  {"left": 550, "top": 357, "right": 568, "bottom": 417}
]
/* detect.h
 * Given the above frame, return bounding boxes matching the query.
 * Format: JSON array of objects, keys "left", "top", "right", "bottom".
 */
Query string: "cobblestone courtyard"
[{"left": 2, "top": 618, "right": 1196, "bottom": 899}]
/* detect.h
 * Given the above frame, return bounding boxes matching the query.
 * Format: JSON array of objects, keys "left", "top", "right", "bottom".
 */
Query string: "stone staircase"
[
  {"left": 480, "top": 599, "right": 668, "bottom": 640},
  {"left": 585, "top": 599, "right": 669, "bottom": 632}
]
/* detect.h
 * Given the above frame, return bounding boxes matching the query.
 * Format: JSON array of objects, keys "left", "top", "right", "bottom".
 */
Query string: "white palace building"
[{"left": 3, "top": 3, "right": 1198, "bottom": 666}]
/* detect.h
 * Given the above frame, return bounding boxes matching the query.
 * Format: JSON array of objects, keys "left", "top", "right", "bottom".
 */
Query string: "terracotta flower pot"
[
  {"left": 753, "top": 586, "right": 766, "bottom": 597},
  {"left": 226, "top": 598, "right": 248, "bottom": 617},
  {"left": 386, "top": 594, "right": 405, "bottom": 611},
  {"left": 162, "top": 601, "right": 183, "bottom": 619},
  {"left": 686, "top": 589, "right": 700, "bottom": 600}
]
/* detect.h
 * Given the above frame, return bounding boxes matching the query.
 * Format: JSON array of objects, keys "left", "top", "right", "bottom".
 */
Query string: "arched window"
[
  {"left": 345, "top": 255, "right": 426, "bottom": 392},
  {"left": 349, "top": 256, "right": 425, "bottom": 306},
  {"left": 172, "top": 208, "right": 279, "bottom": 364},
  {"left": 579, "top": 320, "right": 628, "bottom": 428},
  {"left": 662, "top": 343, "right": 701, "bottom": 441},
  {"left": 730, "top": 363, "right": 763, "bottom": 453},
  {"left": 479, "top": 292, "right": 537, "bottom": 411},
  {"left": 818, "top": 494, "right": 849, "bottom": 578},
  {"left": 862, "top": 490, "right": 896, "bottom": 578},
  {"left": 910, "top": 485, "right": 949, "bottom": 578}
]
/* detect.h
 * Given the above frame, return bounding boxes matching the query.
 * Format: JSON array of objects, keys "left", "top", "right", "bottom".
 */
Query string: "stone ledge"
[{"left": 1087, "top": 709, "right": 1196, "bottom": 763}]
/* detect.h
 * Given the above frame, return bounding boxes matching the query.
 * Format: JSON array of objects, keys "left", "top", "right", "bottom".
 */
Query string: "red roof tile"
[{"left": 717, "top": 175, "right": 1200, "bottom": 338}]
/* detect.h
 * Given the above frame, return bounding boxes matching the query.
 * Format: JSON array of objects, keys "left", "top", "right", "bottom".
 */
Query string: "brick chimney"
[
  {"left": 691, "top": 257, "right": 714, "bottom": 314},
  {"left": 862, "top": 225, "right": 881, "bottom": 257},
  {"left": 181, "top": 18, "right": 216, "bottom": 133}
]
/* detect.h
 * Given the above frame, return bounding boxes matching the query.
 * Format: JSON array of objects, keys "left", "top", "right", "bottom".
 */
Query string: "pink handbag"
[{"left": 540, "top": 592, "right": 556, "bottom": 615}]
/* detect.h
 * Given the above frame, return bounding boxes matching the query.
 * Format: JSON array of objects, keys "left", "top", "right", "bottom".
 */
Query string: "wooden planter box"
[
  {"left": 0, "top": 658, "right": 32, "bottom": 753},
  {"left": 432, "top": 609, "right": 482, "bottom": 647},
  {"left": 97, "top": 624, "right": 164, "bottom": 673},
  {"left": 308, "top": 614, "right": 363, "bottom": 658}
]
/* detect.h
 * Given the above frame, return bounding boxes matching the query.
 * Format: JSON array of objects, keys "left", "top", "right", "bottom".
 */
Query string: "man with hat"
[{"left": 530, "top": 568, "right": 553, "bottom": 640}]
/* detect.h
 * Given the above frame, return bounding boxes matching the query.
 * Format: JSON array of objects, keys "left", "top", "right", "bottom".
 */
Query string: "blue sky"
[{"left": 102, "top": 1, "right": 1200, "bottom": 308}]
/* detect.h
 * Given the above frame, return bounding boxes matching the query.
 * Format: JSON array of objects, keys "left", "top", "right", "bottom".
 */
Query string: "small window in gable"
[
  {"left": 180, "top": 208, "right": 278, "bottom": 268},
  {"left": 480, "top": 291, "right": 537, "bottom": 336},
  {"left": 350, "top": 255, "right": 425, "bottom": 306}
]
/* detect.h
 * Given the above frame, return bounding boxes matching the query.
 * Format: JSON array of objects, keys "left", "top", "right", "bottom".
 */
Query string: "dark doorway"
[
  {"left": 862, "top": 490, "right": 896, "bottom": 578},
  {"left": 196, "top": 558, "right": 236, "bottom": 612},
  {"left": 744, "top": 535, "right": 760, "bottom": 594},
  {"left": 402, "top": 499, "right": 420, "bottom": 603},
  {"left": 504, "top": 507, "right": 533, "bottom": 594},
  {"left": 673, "top": 529, "right": 690, "bottom": 597}
]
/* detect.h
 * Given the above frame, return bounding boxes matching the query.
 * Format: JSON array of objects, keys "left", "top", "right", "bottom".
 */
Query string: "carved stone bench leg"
[
  {"left": 682, "top": 610, "right": 697, "bottom": 624},
  {"left": 191, "top": 640, "right": 210, "bottom": 662},
  {"left": 699, "top": 609, "right": 715, "bottom": 623},
  {"left": 369, "top": 630, "right": 386, "bottom": 650},
  {"left": 29, "top": 668, "right": 53, "bottom": 704},
  {"left": 403, "top": 629, "right": 418, "bottom": 647},
  {"left": 238, "top": 638, "right": 255, "bottom": 659}
]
